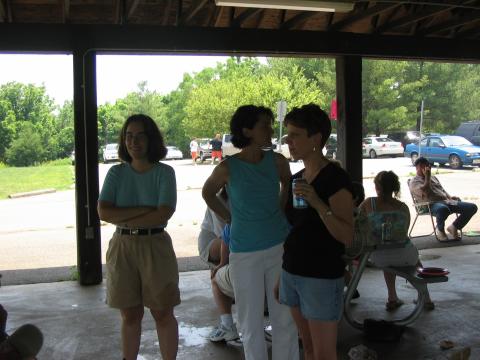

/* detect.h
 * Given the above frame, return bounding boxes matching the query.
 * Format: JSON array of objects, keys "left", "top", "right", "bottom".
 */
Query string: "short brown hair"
[
  {"left": 118, "top": 114, "right": 167, "bottom": 163},
  {"left": 284, "top": 104, "right": 331, "bottom": 148}
]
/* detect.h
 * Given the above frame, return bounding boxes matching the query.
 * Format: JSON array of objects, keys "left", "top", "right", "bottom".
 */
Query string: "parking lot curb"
[{"left": 8, "top": 188, "right": 56, "bottom": 199}]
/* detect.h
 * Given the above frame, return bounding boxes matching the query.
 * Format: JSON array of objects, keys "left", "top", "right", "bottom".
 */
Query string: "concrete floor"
[{"left": 1, "top": 243, "right": 480, "bottom": 360}]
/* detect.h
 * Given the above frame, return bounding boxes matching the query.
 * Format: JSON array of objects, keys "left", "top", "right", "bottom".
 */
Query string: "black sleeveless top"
[{"left": 283, "top": 162, "right": 353, "bottom": 279}]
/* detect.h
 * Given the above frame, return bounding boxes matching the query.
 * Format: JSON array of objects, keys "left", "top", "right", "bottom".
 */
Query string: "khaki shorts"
[
  {"left": 214, "top": 265, "right": 234, "bottom": 299},
  {"left": 106, "top": 230, "right": 180, "bottom": 310}
]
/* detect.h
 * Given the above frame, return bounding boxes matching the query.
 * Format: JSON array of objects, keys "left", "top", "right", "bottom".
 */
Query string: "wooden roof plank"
[
  {"left": 281, "top": 11, "right": 315, "bottom": 30},
  {"left": 419, "top": 12, "right": 480, "bottom": 36},
  {"left": 0, "top": 1, "right": 6, "bottom": 22},
  {"left": 181, "top": 0, "right": 208, "bottom": 25},
  {"left": 213, "top": 5, "right": 224, "bottom": 27},
  {"left": 0, "top": 0, "right": 12, "bottom": 23},
  {"left": 374, "top": 4, "right": 460, "bottom": 34},
  {"left": 176, "top": 0, "right": 184, "bottom": 26},
  {"left": 329, "top": 3, "right": 399, "bottom": 31},
  {"left": 127, "top": 0, "right": 140, "bottom": 20},
  {"left": 457, "top": 25, "right": 480, "bottom": 39},
  {"left": 115, "top": 0, "right": 125, "bottom": 24},
  {"left": 232, "top": 7, "right": 262, "bottom": 27},
  {"left": 252, "top": 8, "right": 265, "bottom": 27},
  {"left": 62, "top": 0, "right": 70, "bottom": 23},
  {"left": 163, "top": 0, "right": 173, "bottom": 26}
]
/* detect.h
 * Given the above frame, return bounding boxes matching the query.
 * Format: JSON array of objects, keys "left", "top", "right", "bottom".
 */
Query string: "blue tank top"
[{"left": 226, "top": 150, "right": 289, "bottom": 253}]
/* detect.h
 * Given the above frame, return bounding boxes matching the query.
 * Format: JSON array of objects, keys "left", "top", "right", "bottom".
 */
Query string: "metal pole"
[{"left": 419, "top": 100, "right": 424, "bottom": 157}]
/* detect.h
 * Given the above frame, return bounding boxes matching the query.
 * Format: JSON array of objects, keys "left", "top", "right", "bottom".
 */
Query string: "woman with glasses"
[{"left": 98, "top": 114, "right": 179, "bottom": 360}]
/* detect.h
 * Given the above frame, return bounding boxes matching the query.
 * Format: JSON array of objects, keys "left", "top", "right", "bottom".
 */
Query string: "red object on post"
[{"left": 330, "top": 98, "right": 337, "bottom": 120}]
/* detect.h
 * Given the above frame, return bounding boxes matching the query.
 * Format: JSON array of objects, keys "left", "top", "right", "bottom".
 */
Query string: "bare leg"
[
  {"left": 290, "top": 307, "right": 314, "bottom": 360},
  {"left": 208, "top": 238, "right": 222, "bottom": 265},
  {"left": 308, "top": 319, "right": 339, "bottom": 360},
  {"left": 212, "top": 277, "right": 233, "bottom": 315},
  {"left": 150, "top": 307, "right": 178, "bottom": 360},
  {"left": 384, "top": 271, "right": 398, "bottom": 301},
  {"left": 120, "top": 305, "right": 144, "bottom": 360},
  {"left": 417, "top": 260, "right": 433, "bottom": 303}
]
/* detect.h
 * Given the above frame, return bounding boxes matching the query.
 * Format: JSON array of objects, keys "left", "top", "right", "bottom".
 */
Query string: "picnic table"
[{"left": 343, "top": 217, "right": 448, "bottom": 330}]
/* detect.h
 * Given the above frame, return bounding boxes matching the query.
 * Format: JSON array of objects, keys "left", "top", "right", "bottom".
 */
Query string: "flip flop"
[
  {"left": 413, "top": 299, "right": 435, "bottom": 310},
  {"left": 386, "top": 299, "right": 404, "bottom": 311}
]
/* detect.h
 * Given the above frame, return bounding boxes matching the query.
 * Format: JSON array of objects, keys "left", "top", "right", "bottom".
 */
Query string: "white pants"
[{"left": 230, "top": 243, "right": 299, "bottom": 360}]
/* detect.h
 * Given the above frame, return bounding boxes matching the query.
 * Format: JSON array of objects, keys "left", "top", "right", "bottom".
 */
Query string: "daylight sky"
[{"left": 0, "top": 54, "right": 232, "bottom": 106}]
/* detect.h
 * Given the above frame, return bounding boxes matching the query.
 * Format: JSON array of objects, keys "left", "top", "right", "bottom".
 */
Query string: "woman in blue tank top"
[{"left": 202, "top": 105, "right": 299, "bottom": 360}]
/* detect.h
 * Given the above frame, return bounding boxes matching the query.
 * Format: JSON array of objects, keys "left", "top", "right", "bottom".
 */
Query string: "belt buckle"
[{"left": 131, "top": 229, "right": 139, "bottom": 235}]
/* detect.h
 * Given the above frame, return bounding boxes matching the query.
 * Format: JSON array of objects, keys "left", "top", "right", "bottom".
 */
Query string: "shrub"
[{"left": 5, "top": 124, "right": 46, "bottom": 167}]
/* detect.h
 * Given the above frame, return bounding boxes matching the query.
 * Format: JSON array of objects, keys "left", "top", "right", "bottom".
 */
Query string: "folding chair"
[{"left": 407, "top": 179, "right": 462, "bottom": 241}]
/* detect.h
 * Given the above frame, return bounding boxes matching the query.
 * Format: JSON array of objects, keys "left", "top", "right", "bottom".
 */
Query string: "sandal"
[
  {"left": 386, "top": 299, "right": 404, "bottom": 311},
  {"left": 413, "top": 299, "right": 435, "bottom": 310}
]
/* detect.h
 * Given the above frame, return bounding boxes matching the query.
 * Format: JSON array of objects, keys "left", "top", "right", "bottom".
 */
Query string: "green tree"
[
  {"left": 55, "top": 101, "right": 74, "bottom": 158},
  {"left": 417, "top": 62, "right": 480, "bottom": 133},
  {"left": 183, "top": 58, "right": 323, "bottom": 138},
  {"left": 5, "top": 122, "right": 46, "bottom": 166},
  {"left": 0, "top": 82, "right": 56, "bottom": 163},
  {"left": 362, "top": 60, "right": 427, "bottom": 135}
]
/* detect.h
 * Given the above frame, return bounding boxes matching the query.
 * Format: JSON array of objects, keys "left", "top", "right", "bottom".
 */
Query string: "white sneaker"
[
  {"left": 436, "top": 228, "right": 448, "bottom": 241},
  {"left": 209, "top": 324, "right": 240, "bottom": 342},
  {"left": 447, "top": 224, "right": 461, "bottom": 240}
]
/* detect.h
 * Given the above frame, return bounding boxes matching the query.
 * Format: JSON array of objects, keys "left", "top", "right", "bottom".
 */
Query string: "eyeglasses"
[{"left": 125, "top": 133, "right": 148, "bottom": 142}]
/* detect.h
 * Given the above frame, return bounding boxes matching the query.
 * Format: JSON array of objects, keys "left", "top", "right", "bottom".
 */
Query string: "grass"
[{"left": 0, "top": 158, "right": 74, "bottom": 199}]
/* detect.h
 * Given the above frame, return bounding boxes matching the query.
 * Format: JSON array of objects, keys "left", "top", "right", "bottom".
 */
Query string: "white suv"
[
  {"left": 103, "top": 143, "right": 119, "bottom": 163},
  {"left": 222, "top": 134, "right": 241, "bottom": 157}
]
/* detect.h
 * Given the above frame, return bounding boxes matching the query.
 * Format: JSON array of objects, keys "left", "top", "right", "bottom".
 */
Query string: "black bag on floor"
[{"left": 363, "top": 319, "right": 405, "bottom": 342}]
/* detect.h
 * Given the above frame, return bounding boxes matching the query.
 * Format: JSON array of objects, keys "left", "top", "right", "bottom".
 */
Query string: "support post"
[
  {"left": 73, "top": 48, "right": 102, "bottom": 285},
  {"left": 335, "top": 56, "right": 363, "bottom": 183}
]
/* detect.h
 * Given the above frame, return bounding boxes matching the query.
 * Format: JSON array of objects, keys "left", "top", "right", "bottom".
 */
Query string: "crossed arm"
[{"left": 97, "top": 201, "right": 174, "bottom": 228}]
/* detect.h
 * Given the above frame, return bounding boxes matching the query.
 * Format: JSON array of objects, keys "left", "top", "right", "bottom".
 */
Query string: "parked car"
[
  {"left": 276, "top": 134, "right": 337, "bottom": 160},
  {"left": 324, "top": 134, "right": 337, "bottom": 159},
  {"left": 404, "top": 134, "right": 480, "bottom": 169},
  {"left": 362, "top": 137, "right": 404, "bottom": 158},
  {"left": 165, "top": 146, "right": 183, "bottom": 160},
  {"left": 455, "top": 121, "right": 480, "bottom": 146},
  {"left": 103, "top": 143, "right": 119, "bottom": 163},
  {"left": 196, "top": 138, "right": 212, "bottom": 162},
  {"left": 221, "top": 134, "right": 241, "bottom": 158},
  {"left": 387, "top": 130, "right": 422, "bottom": 149}
]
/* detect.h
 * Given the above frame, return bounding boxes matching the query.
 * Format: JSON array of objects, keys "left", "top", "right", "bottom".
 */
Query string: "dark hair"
[
  {"left": 230, "top": 105, "right": 274, "bottom": 148},
  {"left": 284, "top": 103, "right": 331, "bottom": 148},
  {"left": 414, "top": 156, "right": 431, "bottom": 167},
  {"left": 374, "top": 171, "right": 400, "bottom": 198},
  {"left": 351, "top": 181, "right": 365, "bottom": 207},
  {"left": 118, "top": 114, "right": 167, "bottom": 163}
]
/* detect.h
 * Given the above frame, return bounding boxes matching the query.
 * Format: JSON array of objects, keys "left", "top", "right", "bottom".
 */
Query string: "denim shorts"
[{"left": 279, "top": 270, "right": 344, "bottom": 321}]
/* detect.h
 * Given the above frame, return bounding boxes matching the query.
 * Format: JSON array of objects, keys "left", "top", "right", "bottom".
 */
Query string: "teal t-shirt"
[
  {"left": 99, "top": 162, "right": 177, "bottom": 226},
  {"left": 226, "top": 150, "right": 289, "bottom": 253}
]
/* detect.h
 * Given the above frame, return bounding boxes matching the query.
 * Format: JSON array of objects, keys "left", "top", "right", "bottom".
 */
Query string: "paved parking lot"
[{"left": 0, "top": 158, "right": 478, "bottom": 273}]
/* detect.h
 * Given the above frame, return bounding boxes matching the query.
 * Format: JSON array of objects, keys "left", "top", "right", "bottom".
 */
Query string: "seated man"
[
  {"left": 409, "top": 157, "right": 478, "bottom": 241},
  {"left": 197, "top": 190, "right": 239, "bottom": 342}
]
